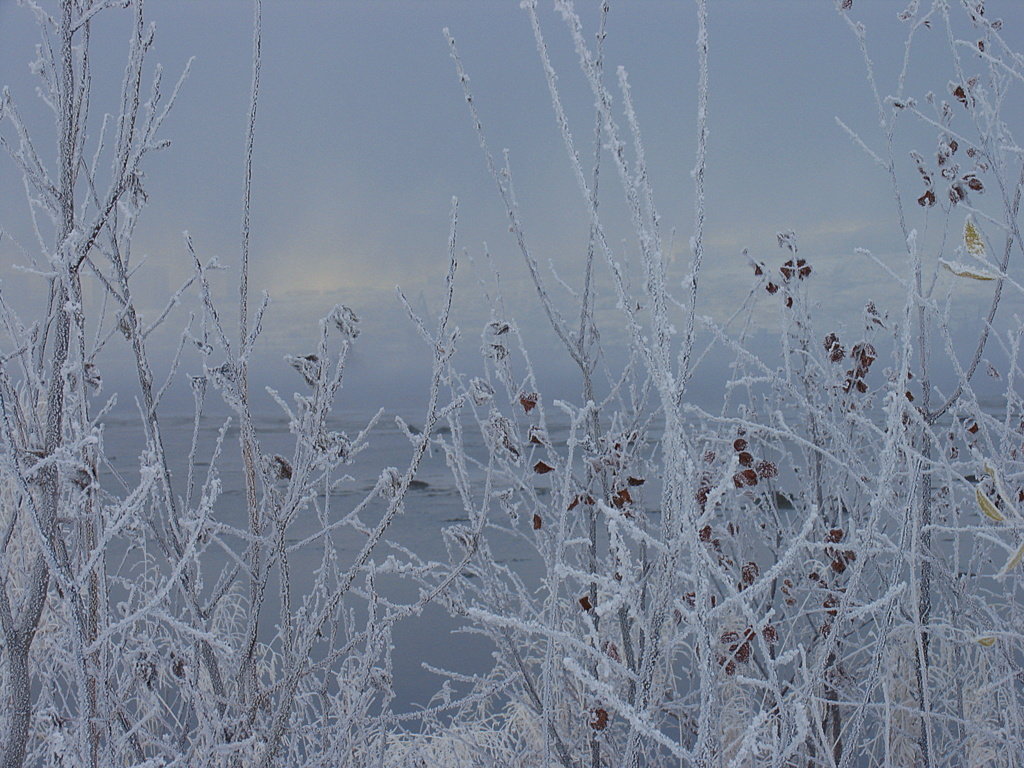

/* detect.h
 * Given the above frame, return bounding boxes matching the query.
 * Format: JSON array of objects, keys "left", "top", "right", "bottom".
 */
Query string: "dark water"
[{"left": 98, "top": 409, "right": 550, "bottom": 712}]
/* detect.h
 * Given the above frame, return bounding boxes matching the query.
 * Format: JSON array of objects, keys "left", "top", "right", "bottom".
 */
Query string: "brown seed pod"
[
  {"left": 733, "top": 469, "right": 759, "bottom": 488},
  {"left": 696, "top": 485, "right": 710, "bottom": 510},
  {"left": 741, "top": 561, "right": 760, "bottom": 585},
  {"left": 824, "top": 595, "right": 839, "bottom": 617},
  {"left": 734, "top": 642, "right": 751, "bottom": 663}
]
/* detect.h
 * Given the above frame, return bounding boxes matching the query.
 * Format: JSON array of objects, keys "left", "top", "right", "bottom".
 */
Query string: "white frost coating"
[{"left": 2, "top": 1, "right": 1023, "bottom": 766}]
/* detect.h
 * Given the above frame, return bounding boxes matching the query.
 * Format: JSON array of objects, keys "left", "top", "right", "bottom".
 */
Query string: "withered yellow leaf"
[
  {"left": 965, "top": 217, "right": 985, "bottom": 259},
  {"left": 941, "top": 259, "right": 995, "bottom": 281},
  {"left": 1000, "top": 541, "right": 1024, "bottom": 577},
  {"left": 984, "top": 464, "right": 1018, "bottom": 513},
  {"left": 976, "top": 636, "right": 997, "bottom": 647},
  {"left": 976, "top": 488, "right": 1005, "bottom": 522}
]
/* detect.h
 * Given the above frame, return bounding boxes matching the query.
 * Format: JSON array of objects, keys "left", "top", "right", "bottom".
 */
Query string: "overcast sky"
[{"left": 1, "top": 1, "right": 1020, "bottom": 416}]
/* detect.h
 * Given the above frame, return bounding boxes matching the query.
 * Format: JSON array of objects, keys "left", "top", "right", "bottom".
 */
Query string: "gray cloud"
[{"left": 2, "top": 1, "right": 1021, "bottom": 414}]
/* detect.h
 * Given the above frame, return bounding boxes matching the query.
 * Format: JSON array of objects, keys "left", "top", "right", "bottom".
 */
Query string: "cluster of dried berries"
[
  {"left": 717, "top": 624, "right": 776, "bottom": 676},
  {"left": 729, "top": 435, "right": 777, "bottom": 488},
  {"left": 717, "top": 629, "right": 751, "bottom": 675},
  {"left": 739, "top": 561, "right": 760, "bottom": 591},
  {"left": 698, "top": 524, "right": 721, "bottom": 553},
  {"left": 842, "top": 342, "right": 876, "bottom": 394},
  {"left": 780, "top": 258, "right": 812, "bottom": 281},
  {"left": 735, "top": 438, "right": 753, "bottom": 467},
  {"left": 824, "top": 333, "right": 846, "bottom": 363},
  {"left": 824, "top": 527, "right": 857, "bottom": 574},
  {"left": 914, "top": 126, "right": 986, "bottom": 207}
]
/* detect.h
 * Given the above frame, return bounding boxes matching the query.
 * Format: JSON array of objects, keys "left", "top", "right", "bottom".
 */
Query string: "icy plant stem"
[{"left": 236, "top": 0, "right": 264, "bottom": 710}]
